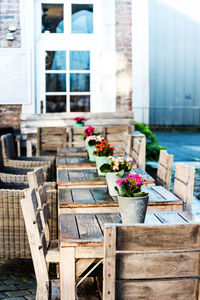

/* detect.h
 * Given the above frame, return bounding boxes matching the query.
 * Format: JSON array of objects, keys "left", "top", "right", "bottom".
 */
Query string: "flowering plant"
[
  {"left": 93, "top": 140, "right": 115, "bottom": 157},
  {"left": 82, "top": 126, "right": 97, "bottom": 140},
  {"left": 73, "top": 117, "right": 86, "bottom": 124},
  {"left": 86, "top": 135, "right": 104, "bottom": 146},
  {"left": 100, "top": 156, "right": 132, "bottom": 176},
  {"left": 115, "top": 173, "right": 148, "bottom": 197}
]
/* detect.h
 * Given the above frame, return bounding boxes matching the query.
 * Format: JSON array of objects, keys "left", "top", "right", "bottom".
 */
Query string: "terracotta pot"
[{"left": 118, "top": 195, "right": 149, "bottom": 223}]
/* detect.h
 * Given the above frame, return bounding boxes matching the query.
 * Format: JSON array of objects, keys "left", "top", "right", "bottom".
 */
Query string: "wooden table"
[
  {"left": 57, "top": 147, "right": 87, "bottom": 157},
  {"left": 59, "top": 211, "right": 200, "bottom": 300},
  {"left": 58, "top": 185, "right": 184, "bottom": 214},
  {"left": 57, "top": 168, "right": 155, "bottom": 188},
  {"left": 56, "top": 155, "right": 96, "bottom": 170}
]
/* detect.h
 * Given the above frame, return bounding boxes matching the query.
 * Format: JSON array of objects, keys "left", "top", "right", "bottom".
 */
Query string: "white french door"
[{"left": 35, "top": 0, "right": 100, "bottom": 113}]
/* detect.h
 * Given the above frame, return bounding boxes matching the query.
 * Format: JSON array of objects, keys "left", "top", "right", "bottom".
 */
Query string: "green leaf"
[
  {"left": 116, "top": 169, "right": 124, "bottom": 177},
  {"left": 133, "top": 192, "right": 148, "bottom": 197},
  {"left": 99, "top": 163, "right": 111, "bottom": 172}
]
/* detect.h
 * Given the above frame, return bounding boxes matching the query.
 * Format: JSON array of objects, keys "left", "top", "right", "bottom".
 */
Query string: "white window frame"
[{"left": 20, "top": 0, "right": 116, "bottom": 114}]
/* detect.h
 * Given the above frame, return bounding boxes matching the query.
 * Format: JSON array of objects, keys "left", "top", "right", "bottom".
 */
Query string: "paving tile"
[
  {"left": 3, "top": 280, "right": 22, "bottom": 285},
  {"left": 24, "top": 295, "right": 35, "bottom": 300},
  {"left": 5, "top": 290, "right": 30, "bottom": 297},
  {"left": 0, "top": 292, "right": 7, "bottom": 298},
  {"left": 17, "top": 283, "right": 35, "bottom": 290},
  {"left": 0, "top": 285, "right": 17, "bottom": 292},
  {"left": 4, "top": 298, "right": 25, "bottom": 300},
  {"left": 27, "top": 288, "right": 36, "bottom": 294}
]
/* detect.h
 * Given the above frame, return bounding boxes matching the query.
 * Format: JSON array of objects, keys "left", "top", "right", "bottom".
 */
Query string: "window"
[{"left": 44, "top": 50, "right": 91, "bottom": 112}]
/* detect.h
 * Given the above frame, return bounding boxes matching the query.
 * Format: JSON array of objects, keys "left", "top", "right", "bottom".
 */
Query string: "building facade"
[{"left": 1, "top": 0, "right": 144, "bottom": 130}]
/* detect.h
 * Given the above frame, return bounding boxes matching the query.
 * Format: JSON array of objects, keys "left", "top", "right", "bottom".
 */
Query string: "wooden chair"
[
  {"left": 173, "top": 163, "right": 195, "bottom": 211},
  {"left": 68, "top": 126, "right": 101, "bottom": 147},
  {"left": 103, "top": 223, "right": 200, "bottom": 300},
  {"left": 21, "top": 188, "right": 60, "bottom": 300},
  {"left": 102, "top": 125, "right": 133, "bottom": 148},
  {"left": 157, "top": 150, "right": 174, "bottom": 190},
  {"left": 27, "top": 167, "right": 58, "bottom": 240},
  {"left": 36, "top": 127, "right": 67, "bottom": 156},
  {"left": 131, "top": 135, "right": 146, "bottom": 170}
]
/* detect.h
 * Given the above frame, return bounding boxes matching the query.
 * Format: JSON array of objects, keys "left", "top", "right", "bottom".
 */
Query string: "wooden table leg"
[{"left": 60, "top": 246, "right": 76, "bottom": 300}]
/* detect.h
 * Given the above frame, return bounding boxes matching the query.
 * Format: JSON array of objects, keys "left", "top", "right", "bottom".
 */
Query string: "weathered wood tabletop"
[
  {"left": 58, "top": 185, "right": 183, "bottom": 214},
  {"left": 57, "top": 147, "right": 87, "bottom": 157},
  {"left": 59, "top": 211, "right": 200, "bottom": 300},
  {"left": 56, "top": 155, "right": 96, "bottom": 169},
  {"left": 57, "top": 168, "right": 155, "bottom": 188}
]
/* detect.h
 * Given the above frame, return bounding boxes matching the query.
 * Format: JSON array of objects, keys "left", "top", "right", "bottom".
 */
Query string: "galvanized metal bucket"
[{"left": 118, "top": 195, "right": 149, "bottom": 223}]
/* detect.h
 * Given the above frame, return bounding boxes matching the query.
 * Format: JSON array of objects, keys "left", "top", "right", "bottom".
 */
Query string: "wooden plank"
[
  {"left": 27, "top": 167, "right": 45, "bottom": 188},
  {"left": 97, "top": 213, "right": 121, "bottom": 232},
  {"left": 71, "top": 188, "right": 94, "bottom": 204},
  {"left": 58, "top": 189, "right": 73, "bottom": 206},
  {"left": 103, "top": 225, "right": 116, "bottom": 300},
  {"left": 90, "top": 188, "right": 114, "bottom": 203},
  {"left": 116, "top": 279, "right": 198, "bottom": 300},
  {"left": 59, "top": 214, "right": 80, "bottom": 241},
  {"left": 154, "top": 212, "right": 187, "bottom": 224},
  {"left": 144, "top": 213, "right": 162, "bottom": 224},
  {"left": 179, "top": 212, "right": 200, "bottom": 223},
  {"left": 116, "top": 252, "right": 199, "bottom": 279},
  {"left": 142, "top": 186, "right": 166, "bottom": 202},
  {"left": 76, "top": 214, "right": 103, "bottom": 241},
  {"left": 116, "top": 224, "right": 200, "bottom": 251},
  {"left": 76, "top": 258, "right": 96, "bottom": 278},
  {"left": 151, "top": 186, "right": 180, "bottom": 200},
  {"left": 57, "top": 147, "right": 87, "bottom": 157},
  {"left": 60, "top": 247, "right": 75, "bottom": 300}
]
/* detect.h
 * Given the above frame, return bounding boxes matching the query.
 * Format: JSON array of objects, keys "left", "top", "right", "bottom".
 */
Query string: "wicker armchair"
[
  {"left": 0, "top": 180, "right": 57, "bottom": 259},
  {"left": 1, "top": 134, "right": 55, "bottom": 180}
]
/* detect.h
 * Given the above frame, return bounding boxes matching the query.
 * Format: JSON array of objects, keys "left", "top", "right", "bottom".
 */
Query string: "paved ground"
[{"left": 155, "top": 132, "right": 200, "bottom": 161}]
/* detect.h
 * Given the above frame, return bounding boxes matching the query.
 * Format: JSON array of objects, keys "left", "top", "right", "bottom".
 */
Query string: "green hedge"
[{"left": 134, "top": 121, "right": 166, "bottom": 161}]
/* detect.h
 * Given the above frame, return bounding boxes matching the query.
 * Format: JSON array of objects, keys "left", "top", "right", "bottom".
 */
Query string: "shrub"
[{"left": 134, "top": 121, "right": 166, "bottom": 161}]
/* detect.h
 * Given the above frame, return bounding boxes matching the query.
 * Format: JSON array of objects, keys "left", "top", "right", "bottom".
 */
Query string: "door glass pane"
[
  {"left": 46, "top": 95, "right": 66, "bottom": 112},
  {"left": 42, "top": 4, "right": 64, "bottom": 33},
  {"left": 70, "top": 73, "right": 90, "bottom": 92},
  {"left": 70, "top": 51, "right": 90, "bottom": 70},
  {"left": 46, "top": 51, "right": 66, "bottom": 70},
  {"left": 46, "top": 74, "right": 66, "bottom": 92},
  {"left": 71, "top": 4, "right": 93, "bottom": 33},
  {"left": 70, "top": 95, "right": 90, "bottom": 112}
]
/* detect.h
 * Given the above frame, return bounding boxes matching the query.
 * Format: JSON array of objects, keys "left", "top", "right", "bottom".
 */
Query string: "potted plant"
[
  {"left": 93, "top": 141, "right": 115, "bottom": 176},
  {"left": 100, "top": 156, "right": 132, "bottom": 196},
  {"left": 85, "top": 135, "right": 105, "bottom": 162},
  {"left": 73, "top": 117, "right": 86, "bottom": 127},
  {"left": 82, "top": 126, "right": 96, "bottom": 140},
  {"left": 115, "top": 174, "right": 149, "bottom": 223}
]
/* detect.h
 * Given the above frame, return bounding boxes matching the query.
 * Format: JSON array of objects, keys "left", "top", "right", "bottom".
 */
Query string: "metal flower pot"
[
  {"left": 87, "top": 145, "right": 96, "bottom": 162},
  {"left": 118, "top": 195, "right": 149, "bottom": 223},
  {"left": 95, "top": 156, "right": 110, "bottom": 176}
]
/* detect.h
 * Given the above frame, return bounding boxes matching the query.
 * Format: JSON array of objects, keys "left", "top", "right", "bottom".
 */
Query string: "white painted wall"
[{"left": 132, "top": 0, "right": 150, "bottom": 124}]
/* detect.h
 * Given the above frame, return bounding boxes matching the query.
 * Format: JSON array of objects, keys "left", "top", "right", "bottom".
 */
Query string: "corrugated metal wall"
[{"left": 149, "top": 0, "right": 200, "bottom": 125}]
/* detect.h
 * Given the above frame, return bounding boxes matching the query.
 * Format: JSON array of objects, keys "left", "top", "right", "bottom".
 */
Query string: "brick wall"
[
  {"left": 0, "top": 105, "right": 21, "bottom": 131},
  {"left": 0, "top": 0, "right": 22, "bottom": 131},
  {"left": 116, "top": 0, "right": 132, "bottom": 111},
  {"left": 0, "top": 0, "right": 20, "bottom": 48}
]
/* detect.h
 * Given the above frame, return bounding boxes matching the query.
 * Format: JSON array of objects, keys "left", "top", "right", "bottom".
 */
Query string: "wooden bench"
[
  {"left": 131, "top": 132, "right": 146, "bottom": 170},
  {"left": 103, "top": 222, "right": 200, "bottom": 300}
]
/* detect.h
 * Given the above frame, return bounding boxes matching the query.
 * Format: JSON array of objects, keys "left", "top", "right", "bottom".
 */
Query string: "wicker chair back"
[{"left": 1, "top": 133, "right": 16, "bottom": 161}]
